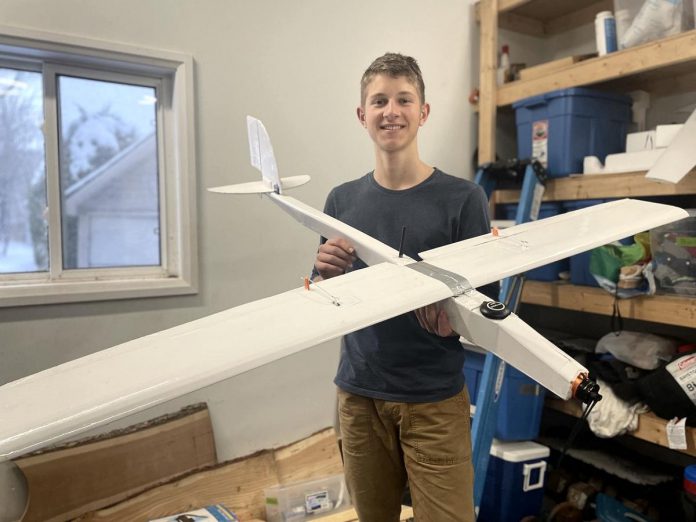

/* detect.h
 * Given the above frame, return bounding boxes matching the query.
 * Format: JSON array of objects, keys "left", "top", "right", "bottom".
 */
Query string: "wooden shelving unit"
[
  {"left": 494, "top": 170, "right": 696, "bottom": 203},
  {"left": 497, "top": 29, "right": 696, "bottom": 106},
  {"left": 475, "top": 0, "right": 696, "bottom": 459},
  {"left": 546, "top": 397, "right": 696, "bottom": 457},
  {"left": 476, "top": 0, "right": 696, "bottom": 163},
  {"left": 522, "top": 281, "right": 696, "bottom": 327}
]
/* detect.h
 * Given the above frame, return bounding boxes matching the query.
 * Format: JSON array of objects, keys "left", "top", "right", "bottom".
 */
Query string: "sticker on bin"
[
  {"left": 532, "top": 120, "right": 549, "bottom": 167},
  {"left": 305, "top": 488, "right": 332, "bottom": 514}
]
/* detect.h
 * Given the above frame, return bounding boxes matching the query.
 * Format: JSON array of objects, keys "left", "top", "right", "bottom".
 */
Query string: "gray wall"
[{"left": 0, "top": 0, "right": 479, "bottom": 461}]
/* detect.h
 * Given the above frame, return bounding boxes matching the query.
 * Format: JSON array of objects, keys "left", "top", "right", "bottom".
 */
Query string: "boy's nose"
[{"left": 384, "top": 99, "right": 399, "bottom": 118}]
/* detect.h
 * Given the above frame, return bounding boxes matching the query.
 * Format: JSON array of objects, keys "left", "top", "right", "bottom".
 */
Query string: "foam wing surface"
[
  {"left": 421, "top": 199, "right": 688, "bottom": 288},
  {"left": 0, "top": 263, "right": 450, "bottom": 461}
]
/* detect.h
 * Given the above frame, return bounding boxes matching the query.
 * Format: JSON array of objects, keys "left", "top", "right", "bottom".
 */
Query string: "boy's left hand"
[{"left": 414, "top": 302, "right": 458, "bottom": 337}]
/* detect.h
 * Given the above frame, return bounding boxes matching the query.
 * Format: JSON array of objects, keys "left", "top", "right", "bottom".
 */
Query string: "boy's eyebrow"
[{"left": 367, "top": 91, "right": 417, "bottom": 100}]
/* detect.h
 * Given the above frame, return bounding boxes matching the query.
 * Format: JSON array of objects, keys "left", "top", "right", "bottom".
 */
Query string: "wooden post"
[{"left": 478, "top": 0, "right": 498, "bottom": 165}]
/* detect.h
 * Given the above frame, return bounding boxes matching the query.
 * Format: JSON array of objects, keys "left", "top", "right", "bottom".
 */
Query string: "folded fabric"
[{"left": 587, "top": 378, "right": 649, "bottom": 438}]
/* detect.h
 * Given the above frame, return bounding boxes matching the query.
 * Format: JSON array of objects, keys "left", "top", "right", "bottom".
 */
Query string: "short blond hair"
[{"left": 360, "top": 52, "right": 425, "bottom": 105}]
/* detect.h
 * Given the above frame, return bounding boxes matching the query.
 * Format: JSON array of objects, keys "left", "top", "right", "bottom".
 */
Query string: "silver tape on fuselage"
[{"left": 407, "top": 262, "right": 472, "bottom": 296}]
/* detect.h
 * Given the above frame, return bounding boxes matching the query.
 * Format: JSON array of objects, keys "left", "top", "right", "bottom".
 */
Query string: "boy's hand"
[
  {"left": 314, "top": 238, "right": 357, "bottom": 280},
  {"left": 415, "top": 302, "right": 459, "bottom": 337}
]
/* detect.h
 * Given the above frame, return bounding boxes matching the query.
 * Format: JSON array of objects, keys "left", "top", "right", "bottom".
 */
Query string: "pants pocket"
[
  {"left": 408, "top": 389, "right": 472, "bottom": 465},
  {"left": 337, "top": 390, "right": 374, "bottom": 457}
]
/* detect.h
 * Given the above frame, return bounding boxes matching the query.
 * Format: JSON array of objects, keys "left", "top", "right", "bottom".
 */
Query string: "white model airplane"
[{"left": 0, "top": 117, "right": 688, "bottom": 469}]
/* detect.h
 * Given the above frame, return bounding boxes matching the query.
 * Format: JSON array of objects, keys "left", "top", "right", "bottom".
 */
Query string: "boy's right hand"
[{"left": 314, "top": 238, "right": 356, "bottom": 280}]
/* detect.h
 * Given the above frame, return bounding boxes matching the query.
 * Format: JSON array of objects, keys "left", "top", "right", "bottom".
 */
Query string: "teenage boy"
[{"left": 312, "top": 53, "right": 497, "bottom": 522}]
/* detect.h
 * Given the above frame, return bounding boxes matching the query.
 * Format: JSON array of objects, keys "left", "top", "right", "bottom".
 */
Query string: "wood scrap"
[
  {"left": 15, "top": 403, "right": 216, "bottom": 522},
  {"left": 76, "top": 427, "right": 343, "bottom": 522}
]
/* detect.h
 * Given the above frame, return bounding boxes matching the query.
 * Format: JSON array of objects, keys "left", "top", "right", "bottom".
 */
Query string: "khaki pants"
[{"left": 337, "top": 387, "right": 475, "bottom": 522}]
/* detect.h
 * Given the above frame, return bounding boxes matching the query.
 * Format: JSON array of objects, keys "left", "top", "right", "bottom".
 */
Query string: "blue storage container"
[
  {"left": 497, "top": 203, "right": 568, "bottom": 281},
  {"left": 563, "top": 199, "right": 607, "bottom": 287},
  {"left": 463, "top": 348, "right": 546, "bottom": 441},
  {"left": 478, "top": 440, "right": 550, "bottom": 522},
  {"left": 513, "top": 87, "right": 632, "bottom": 177}
]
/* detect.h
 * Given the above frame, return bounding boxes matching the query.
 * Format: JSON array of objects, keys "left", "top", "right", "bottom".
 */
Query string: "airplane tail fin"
[{"left": 208, "top": 116, "right": 310, "bottom": 195}]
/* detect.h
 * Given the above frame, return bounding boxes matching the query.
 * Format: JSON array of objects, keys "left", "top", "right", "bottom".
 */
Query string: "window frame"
[{"left": 0, "top": 25, "right": 198, "bottom": 307}]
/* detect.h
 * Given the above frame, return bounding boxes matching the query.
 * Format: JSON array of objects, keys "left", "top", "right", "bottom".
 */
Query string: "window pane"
[
  {"left": 58, "top": 76, "right": 160, "bottom": 269},
  {"left": 0, "top": 68, "right": 47, "bottom": 274}
]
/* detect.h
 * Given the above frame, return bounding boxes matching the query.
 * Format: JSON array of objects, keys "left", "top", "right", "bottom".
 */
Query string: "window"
[{"left": 0, "top": 26, "right": 197, "bottom": 306}]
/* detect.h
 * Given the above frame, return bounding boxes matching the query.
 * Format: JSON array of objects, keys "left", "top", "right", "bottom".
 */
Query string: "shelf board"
[
  {"left": 521, "top": 281, "right": 696, "bottom": 328},
  {"left": 546, "top": 397, "right": 696, "bottom": 457},
  {"left": 497, "top": 29, "right": 696, "bottom": 106},
  {"left": 476, "top": 0, "right": 613, "bottom": 36},
  {"left": 494, "top": 169, "right": 696, "bottom": 203}
]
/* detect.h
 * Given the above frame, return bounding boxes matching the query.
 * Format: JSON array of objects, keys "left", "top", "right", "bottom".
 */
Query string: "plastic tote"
[{"left": 513, "top": 87, "right": 632, "bottom": 177}]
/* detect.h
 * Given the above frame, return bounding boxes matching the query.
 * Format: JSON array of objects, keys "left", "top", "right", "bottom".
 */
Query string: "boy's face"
[{"left": 357, "top": 74, "right": 429, "bottom": 154}]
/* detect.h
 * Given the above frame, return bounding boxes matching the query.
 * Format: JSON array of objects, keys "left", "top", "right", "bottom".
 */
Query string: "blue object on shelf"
[
  {"left": 513, "top": 87, "right": 632, "bottom": 178},
  {"left": 463, "top": 349, "right": 546, "bottom": 441}
]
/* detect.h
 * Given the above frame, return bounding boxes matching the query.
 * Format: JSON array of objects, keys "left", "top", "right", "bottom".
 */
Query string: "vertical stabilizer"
[{"left": 247, "top": 115, "right": 282, "bottom": 193}]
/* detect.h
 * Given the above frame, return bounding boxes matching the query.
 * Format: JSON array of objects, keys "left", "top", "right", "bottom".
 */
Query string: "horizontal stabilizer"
[{"left": 209, "top": 175, "right": 311, "bottom": 194}]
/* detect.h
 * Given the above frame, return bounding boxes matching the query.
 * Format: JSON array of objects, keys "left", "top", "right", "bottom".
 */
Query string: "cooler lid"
[{"left": 489, "top": 439, "right": 550, "bottom": 462}]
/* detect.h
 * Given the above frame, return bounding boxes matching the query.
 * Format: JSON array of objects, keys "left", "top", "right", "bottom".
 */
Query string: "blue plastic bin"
[
  {"left": 513, "top": 87, "right": 632, "bottom": 177},
  {"left": 463, "top": 349, "right": 546, "bottom": 441},
  {"left": 497, "top": 203, "right": 568, "bottom": 281},
  {"left": 478, "top": 440, "right": 550, "bottom": 522}
]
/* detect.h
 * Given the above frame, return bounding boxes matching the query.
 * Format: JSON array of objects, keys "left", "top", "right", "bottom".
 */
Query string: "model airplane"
[{"left": 0, "top": 117, "right": 688, "bottom": 467}]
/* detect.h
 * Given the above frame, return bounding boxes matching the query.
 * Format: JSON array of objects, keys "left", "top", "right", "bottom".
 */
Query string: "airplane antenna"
[{"left": 398, "top": 226, "right": 407, "bottom": 258}]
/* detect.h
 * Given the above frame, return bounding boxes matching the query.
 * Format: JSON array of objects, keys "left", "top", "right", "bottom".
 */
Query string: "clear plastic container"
[
  {"left": 265, "top": 474, "right": 351, "bottom": 522},
  {"left": 613, "top": 0, "right": 695, "bottom": 49},
  {"left": 649, "top": 213, "right": 696, "bottom": 296}
]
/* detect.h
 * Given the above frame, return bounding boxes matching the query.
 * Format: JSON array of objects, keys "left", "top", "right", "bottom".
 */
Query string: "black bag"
[{"left": 637, "top": 350, "right": 696, "bottom": 426}]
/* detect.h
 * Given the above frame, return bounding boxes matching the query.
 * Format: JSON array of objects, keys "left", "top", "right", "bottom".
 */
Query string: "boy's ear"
[
  {"left": 419, "top": 103, "right": 431, "bottom": 126},
  {"left": 356, "top": 106, "right": 366, "bottom": 127}
]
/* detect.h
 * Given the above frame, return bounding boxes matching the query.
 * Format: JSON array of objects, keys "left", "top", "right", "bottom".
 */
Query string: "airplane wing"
[
  {"left": 421, "top": 198, "right": 688, "bottom": 288},
  {"left": 0, "top": 263, "right": 450, "bottom": 460}
]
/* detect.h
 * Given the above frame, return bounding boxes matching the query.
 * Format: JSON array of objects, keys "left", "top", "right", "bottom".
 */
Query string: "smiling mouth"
[{"left": 381, "top": 124, "right": 405, "bottom": 130}]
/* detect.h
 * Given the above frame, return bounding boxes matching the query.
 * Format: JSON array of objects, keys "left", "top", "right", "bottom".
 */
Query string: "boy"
[{"left": 312, "top": 53, "right": 496, "bottom": 521}]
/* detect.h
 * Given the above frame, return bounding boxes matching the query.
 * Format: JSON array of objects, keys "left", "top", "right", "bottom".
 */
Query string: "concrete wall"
[{"left": 0, "top": 0, "right": 478, "bottom": 461}]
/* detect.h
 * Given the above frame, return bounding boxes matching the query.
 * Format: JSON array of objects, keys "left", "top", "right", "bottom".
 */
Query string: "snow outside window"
[{"left": 0, "top": 27, "right": 197, "bottom": 306}]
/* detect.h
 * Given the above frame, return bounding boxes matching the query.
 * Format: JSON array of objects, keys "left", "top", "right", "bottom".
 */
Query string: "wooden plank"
[
  {"left": 478, "top": 0, "right": 499, "bottom": 164},
  {"left": 274, "top": 428, "right": 343, "bottom": 485},
  {"left": 494, "top": 170, "right": 696, "bottom": 203},
  {"left": 16, "top": 404, "right": 216, "bottom": 522},
  {"left": 316, "top": 505, "right": 414, "bottom": 521},
  {"left": 519, "top": 54, "right": 596, "bottom": 81},
  {"left": 77, "top": 428, "right": 343, "bottom": 522},
  {"left": 546, "top": 398, "right": 696, "bottom": 457},
  {"left": 497, "top": 30, "right": 696, "bottom": 106},
  {"left": 521, "top": 281, "right": 696, "bottom": 328}
]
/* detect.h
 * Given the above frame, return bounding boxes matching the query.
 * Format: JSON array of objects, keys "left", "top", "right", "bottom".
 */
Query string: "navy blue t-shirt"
[{"left": 319, "top": 169, "right": 496, "bottom": 403}]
